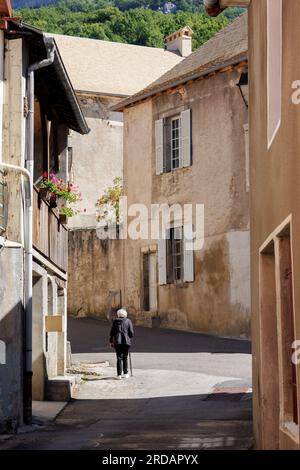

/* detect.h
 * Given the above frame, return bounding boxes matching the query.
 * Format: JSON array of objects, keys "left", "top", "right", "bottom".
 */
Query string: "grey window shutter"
[
  {"left": 155, "top": 119, "right": 164, "bottom": 175},
  {"left": 181, "top": 109, "right": 192, "bottom": 168},
  {"left": 183, "top": 224, "right": 194, "bottom": 283},
  {"left": 158, "top": 234, "right": 167, "bottom": 285}
]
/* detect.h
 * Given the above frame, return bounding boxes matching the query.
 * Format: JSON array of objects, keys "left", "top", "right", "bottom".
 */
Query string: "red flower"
[
  {"left": 43, "top": 171, "right": 48, "bottom": 178},
  {"left": 61, "top": 204, "right": 65, "bottom": 207}
]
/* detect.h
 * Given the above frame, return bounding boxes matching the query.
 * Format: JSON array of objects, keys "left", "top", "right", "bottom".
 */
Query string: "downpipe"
[{"left": 23, "top": 36, "right": 55, "bottom": 425}]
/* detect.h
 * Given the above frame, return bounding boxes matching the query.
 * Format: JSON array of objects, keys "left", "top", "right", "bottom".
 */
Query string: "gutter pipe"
[{"left": 23, "top": 35, "right": 55, "bottom": 425}]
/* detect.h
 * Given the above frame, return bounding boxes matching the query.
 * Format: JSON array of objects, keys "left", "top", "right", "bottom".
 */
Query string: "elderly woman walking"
[{"left": 110, "top": 309, "right": 134, "bottom": 379}]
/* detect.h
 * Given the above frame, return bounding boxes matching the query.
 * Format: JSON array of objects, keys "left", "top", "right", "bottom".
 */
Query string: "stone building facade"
[
  {"left": 0, "top": 6, "right": 88, "bottom": 432},
  {"left": 53, "top": 32, "right": 185, "bottom": 318},
  {"left": 113, "top": 14, "right": 250, "bottom": 337}
]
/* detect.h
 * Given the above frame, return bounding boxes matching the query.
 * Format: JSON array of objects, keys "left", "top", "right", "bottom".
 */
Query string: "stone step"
[{"left": 45, "top": 375, "right": 79, "bottom": 402}]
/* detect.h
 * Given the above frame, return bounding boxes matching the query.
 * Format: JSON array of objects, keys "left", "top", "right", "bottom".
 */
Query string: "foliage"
[
  {"left": 96, "top": 177, "right": 123, "bottom": 224},
  {"left": 13, "top": 1, "right": 244, "bottom": 50},
  {"left": 41, "top": 172, "right": 84, "bottom": 217}
]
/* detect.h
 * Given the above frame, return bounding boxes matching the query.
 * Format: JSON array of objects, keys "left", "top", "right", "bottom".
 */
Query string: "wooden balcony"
[{"left": 33, "top": 187, "right": 68, "bottom": 273}]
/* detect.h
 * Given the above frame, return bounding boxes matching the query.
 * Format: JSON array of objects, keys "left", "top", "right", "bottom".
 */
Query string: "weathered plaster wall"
[
  {"left": 68, "top": 94, "right": 123, "bottom": 228},
  {"left": 122, "top": 70, "right": 250, "bottom": 338},
  {"left": 68, "top": 229, "right": 122, "bottom": 319},
  {"left": 2, "top": 38, "right": 26, "bottom": 244},
  {"left": 0, "top": 38, "right": 26, "bottom": 433},
  {"left": 0, "top": 247, "right": 24, "bottom": 432},
  {"left": 250, "top": 0, "right": 300, "bottom": 450}
]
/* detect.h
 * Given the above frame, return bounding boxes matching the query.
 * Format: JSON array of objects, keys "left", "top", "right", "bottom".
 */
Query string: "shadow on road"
[
  {"left": 68, "top": 316, "right": 251, "bottom": 355},
  {"left": 1, "top": 392, "right": 253, "bottom": 450}
]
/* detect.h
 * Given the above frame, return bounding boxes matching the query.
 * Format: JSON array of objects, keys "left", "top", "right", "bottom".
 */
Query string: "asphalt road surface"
[{"left": 0, "top": 317, "right": 253, "bottom": 450}]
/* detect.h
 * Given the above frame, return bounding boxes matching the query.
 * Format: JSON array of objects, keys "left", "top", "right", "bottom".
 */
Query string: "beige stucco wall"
[
  {"left": 68, "top": 229, "right": 122, "bottom": 319},
  {"left": 250, "top": 0, "right": 300, "bottom": 450},
  {"left": 67, "top": 93, "right": 124, "bottom": 320},
  {"left": 68, "top": 94, "right": 123, "bottom": 228},
  {"left": 122, "top": 69, "right": 250, "bottom": 338}
]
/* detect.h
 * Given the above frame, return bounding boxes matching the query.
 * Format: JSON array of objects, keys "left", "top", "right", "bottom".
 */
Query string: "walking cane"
[{"left": 129, "top": 350, "right": 133, "bottom": 377}]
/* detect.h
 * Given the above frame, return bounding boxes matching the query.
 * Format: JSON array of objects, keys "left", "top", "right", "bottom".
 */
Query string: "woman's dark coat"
[{"left": 110, "top": 318, "right": 134, "bottom": 347}]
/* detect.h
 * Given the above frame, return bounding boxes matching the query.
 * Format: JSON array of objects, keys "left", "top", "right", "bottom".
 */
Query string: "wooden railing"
[{"left": 33, "top": 187, "right": 68, "bottom": 273}]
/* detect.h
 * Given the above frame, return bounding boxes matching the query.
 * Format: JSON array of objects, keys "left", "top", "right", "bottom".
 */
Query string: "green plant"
[
  {"left": 59, "top": 205, "right": 79, "bottom": 218},
  {"left": 41, "top": 172, "right": 82, "bottom": 204},
  {"left": 40, "top": 172, "right": 85, "bottom": 218},
  {"left": 96, "top": 177, "right": 123, "bottom": 224}
]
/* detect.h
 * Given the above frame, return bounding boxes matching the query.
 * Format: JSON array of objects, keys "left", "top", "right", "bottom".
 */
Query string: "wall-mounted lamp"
[{"left": 237, "top": 72, "right": 249, "bottom": 109}]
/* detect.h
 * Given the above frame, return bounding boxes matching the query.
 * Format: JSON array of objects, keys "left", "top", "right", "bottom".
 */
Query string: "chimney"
[{"left": 165, "top": 26, "right": 193, "bottom": 57}]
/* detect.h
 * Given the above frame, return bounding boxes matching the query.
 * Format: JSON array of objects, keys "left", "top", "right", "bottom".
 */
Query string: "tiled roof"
[
  {"left": 48, "top": 34, "right": 184, "bottom": 97},
  {"left": 114, "top": 12, "right": 248, "bottom": 110}
]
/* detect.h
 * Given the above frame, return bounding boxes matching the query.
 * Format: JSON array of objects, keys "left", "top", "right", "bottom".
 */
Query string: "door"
[
  {"left": 143, "top": 253, "right": 157, "bottom": 312},
  {"left": 149, "top": 253, "right": 158, "bottom": 311}
]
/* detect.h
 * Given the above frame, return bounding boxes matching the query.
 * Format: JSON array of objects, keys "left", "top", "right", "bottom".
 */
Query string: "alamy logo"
[{"left": 96, "top": 197, "right": 205, "bottom": 251}]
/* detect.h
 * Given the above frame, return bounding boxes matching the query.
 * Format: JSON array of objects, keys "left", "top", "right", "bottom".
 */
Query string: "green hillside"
[{"left": 15, "top": 0, "right": 245, "bottom": 49}]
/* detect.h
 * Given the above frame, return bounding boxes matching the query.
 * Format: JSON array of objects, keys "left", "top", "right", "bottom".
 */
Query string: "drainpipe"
[
  {"left": 23, "top": 35, "right": 55, "bottom": 425},
  {"left": 0, "top": 163, "right": 30, "bottom": 197}
]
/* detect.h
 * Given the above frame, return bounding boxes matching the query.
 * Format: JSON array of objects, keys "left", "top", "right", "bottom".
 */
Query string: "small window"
[
  {"left": 267, "top": 0, "right": 282, "bottom": 147},
  {"left": 155, "top": 109, "right": 192, "bottom": 175},
  {"left": 171, "top": 116, "right": 182, "bottom": 170},
  {"left": 167, "top": 227, "right": 183, "bottom": 284}
]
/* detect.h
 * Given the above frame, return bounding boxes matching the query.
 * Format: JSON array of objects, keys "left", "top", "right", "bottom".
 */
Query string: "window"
[
  {"left": 171, "top": 116, "right": 182, "bottom": 170},
  {"left": 259, "top": 218, "right": 299, "bottom": 447},
  {"left": 155, "top": 109, "right": 192, "bottom": 175},
  {"left": 143, "top": 252, "right": 158, "bottom": 312},
  {"left": 267, "top": 0, "right": 282, "bottom": 148},
  {"left": 158, "top": 225, "right": 194, "bottom": 285},
  {"left": 167, "top": 227, "right": 183, "bottom": 283},
  {"left": 277, "top": 225, "right": 298, "bottom": 427}
]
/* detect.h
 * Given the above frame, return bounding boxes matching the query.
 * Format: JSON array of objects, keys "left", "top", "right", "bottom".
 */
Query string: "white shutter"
[
  {"left": 158, "top": 235, "right": 167, "bottom": 285},
  {"left": 181, "top": 109, "right": 192, "bottom": 168},
  {"left": 183, "top": 224, "right": 194, "bottom": 283},
  {"left": 155, "top": 119, "right": 164, "bottom": 175}
]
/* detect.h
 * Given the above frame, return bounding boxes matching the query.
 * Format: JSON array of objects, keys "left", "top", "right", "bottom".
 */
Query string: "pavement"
[
  {"left": 32, "top": 401, "right": 67, "bottom": 424},
  {"left": 0, "top": 317, "right": 253, "bottom": 450}
]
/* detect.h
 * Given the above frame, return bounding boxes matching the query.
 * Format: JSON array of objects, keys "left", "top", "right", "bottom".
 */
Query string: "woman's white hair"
[{"left": 117, "top": 308, "right": 128, "bottom": 318}]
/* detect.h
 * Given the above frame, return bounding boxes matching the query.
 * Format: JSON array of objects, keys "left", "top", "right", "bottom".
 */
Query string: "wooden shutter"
[
  {"left": 158, "top": 233, "right": 167, "bottom": 285},
  {"left": 183, "top": 224, "right": 194, "bottom": 282},
  {"left": 155, "top": 119, "right": 164, "bottom": 175},
  {"left": 181, "top": 109, "right": 192, "bottom": 168}
]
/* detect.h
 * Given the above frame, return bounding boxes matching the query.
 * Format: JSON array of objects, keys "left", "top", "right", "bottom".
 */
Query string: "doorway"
[{"left": 143, "top": 252, "right": 157, "bottom": 312}]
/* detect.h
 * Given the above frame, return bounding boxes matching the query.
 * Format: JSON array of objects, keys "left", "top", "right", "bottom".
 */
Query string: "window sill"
[{"left": 165, "top": 281, "right": 191, "bottom": 288}]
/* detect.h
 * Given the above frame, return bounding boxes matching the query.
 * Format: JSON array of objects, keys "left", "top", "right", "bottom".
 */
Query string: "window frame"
[
  {"left": 170, "top": 115, "right": 182, "bottom": 171},
  {"left": 167, "top": 226, "right": 184, "bottom": 284}
]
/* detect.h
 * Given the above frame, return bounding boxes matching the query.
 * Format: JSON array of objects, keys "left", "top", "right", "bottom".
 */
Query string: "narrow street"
[{"left": 1, "top": 318, "right": 253, "bottom": 450}]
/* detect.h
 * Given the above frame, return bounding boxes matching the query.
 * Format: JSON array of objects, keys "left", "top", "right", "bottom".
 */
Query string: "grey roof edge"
[
  {"left": 112, "top": 53, "right": 248, "bottom": 112},
  {"left": 9, "top": 20, "right": 89, "bottom": 135}
]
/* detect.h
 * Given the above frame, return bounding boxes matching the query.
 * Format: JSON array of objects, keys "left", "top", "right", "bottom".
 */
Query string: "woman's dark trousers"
[{"left": 115, "top": 344, "right": 130, "bottom": 376}]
